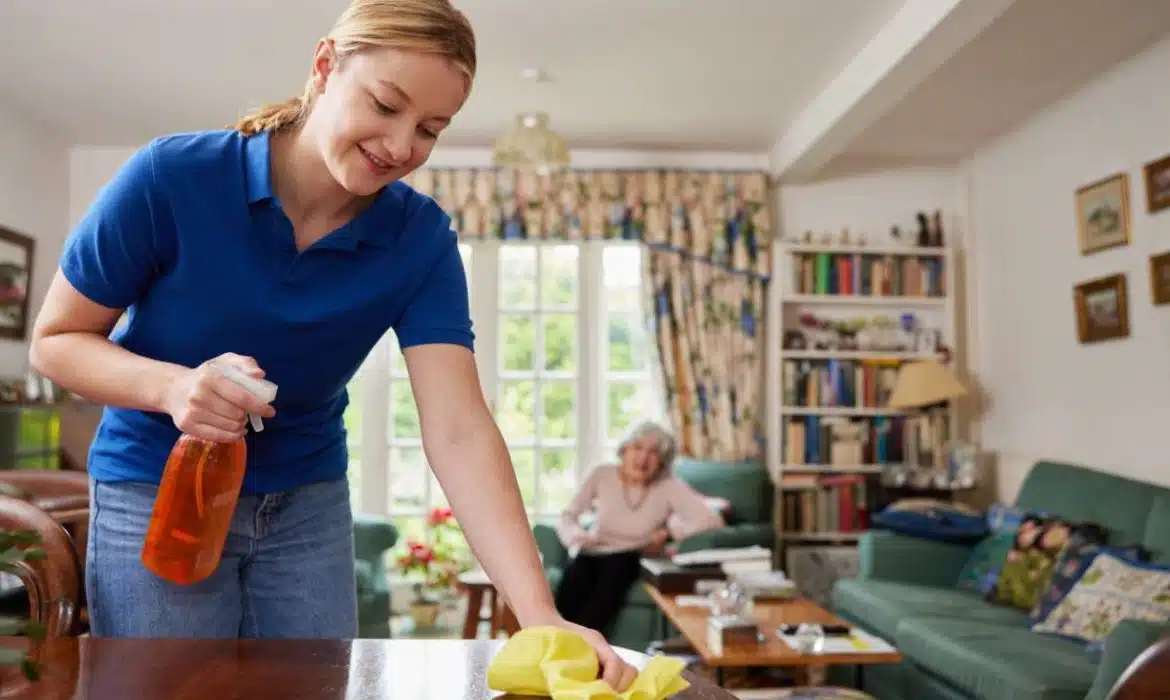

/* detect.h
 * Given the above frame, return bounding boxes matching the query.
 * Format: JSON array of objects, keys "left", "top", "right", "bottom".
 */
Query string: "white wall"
[
  {"left": 966, "top": 35, "right": 1170, "bottom": 499},
  {"left": 0, "top": 102, "right": 70, "bottom": 374}
]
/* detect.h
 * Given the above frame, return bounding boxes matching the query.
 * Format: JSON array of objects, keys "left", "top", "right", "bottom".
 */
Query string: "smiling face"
[
  {"left": 304, "top": 41, "right": 469, "bottom": 196},
  {"left": 619, "top": 434, "right": 664, "bottom": 486}
]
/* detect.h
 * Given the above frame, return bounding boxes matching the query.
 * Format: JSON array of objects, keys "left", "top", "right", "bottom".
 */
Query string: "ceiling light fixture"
[{"left": 491, "top": 69, "right": 570, "bottom": 173}]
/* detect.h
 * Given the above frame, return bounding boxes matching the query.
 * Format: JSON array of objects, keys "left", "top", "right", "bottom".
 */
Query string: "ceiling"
[
  {"left": 0, "top": 0, "right": 902, "bottom": 151},
  {"left": 828, "top": 0, "right": 1170, "bottom": 172}
]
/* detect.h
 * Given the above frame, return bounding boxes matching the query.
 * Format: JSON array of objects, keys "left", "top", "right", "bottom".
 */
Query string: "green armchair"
[
  {"left": 532, "top": 457, "right": 774, "bottom": 652},
  {"left": 353, "top": 514, "right": 398, "bottom": 638}
]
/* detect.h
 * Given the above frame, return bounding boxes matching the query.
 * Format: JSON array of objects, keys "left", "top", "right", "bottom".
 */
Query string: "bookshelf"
[{"left": 763, "top": 238, "right": 959, "bottom": 568}]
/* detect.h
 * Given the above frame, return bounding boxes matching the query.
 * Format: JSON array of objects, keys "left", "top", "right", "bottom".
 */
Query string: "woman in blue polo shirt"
[{"left": 28, "top": 0, "right": 635, "bottom": 691}]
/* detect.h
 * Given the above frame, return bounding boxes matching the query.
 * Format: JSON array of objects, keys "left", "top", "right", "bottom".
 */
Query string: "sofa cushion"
[
  {"left": 897, "top": 618, "right": 1098, "bottom": 700},
  {"left": 673, "top": 458, "right": 771, "bottom": 524},
  {"left": 833, "top": 579, "right": 1027, "bottom": 641}
]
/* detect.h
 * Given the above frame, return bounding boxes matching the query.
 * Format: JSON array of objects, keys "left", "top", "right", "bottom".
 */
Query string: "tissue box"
[{"left": 705, "top": 614, "right": 760, "bottom": 656}]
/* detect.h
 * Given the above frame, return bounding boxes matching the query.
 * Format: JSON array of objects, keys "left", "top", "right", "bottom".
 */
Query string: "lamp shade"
[
  {"left": 887, "top": 360, "right": 967, "bottom": 409},
  {"left": 491, "top": 112, "right": 570, "bottom": 172}
]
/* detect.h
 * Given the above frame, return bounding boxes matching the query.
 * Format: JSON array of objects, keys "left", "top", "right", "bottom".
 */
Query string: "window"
[{"left": 346, "top": 241, "right": 662, "bottom": 541}]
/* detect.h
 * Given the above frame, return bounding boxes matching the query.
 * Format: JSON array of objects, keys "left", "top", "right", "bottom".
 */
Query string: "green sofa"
[
  {"left": 831, "top": 460, "right": 1170, "bottom": 700},
  {"left": 353, "top": 515, "right": 399, "bottom": 638},
  {"left": 533, "top": 457, "right": 775, "bottom": 652}
]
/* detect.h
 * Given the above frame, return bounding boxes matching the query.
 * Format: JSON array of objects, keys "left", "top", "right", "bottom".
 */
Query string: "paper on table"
[
  {"left": 487, "top": 626, "right": 690, "bottom": 700},
  {"left": 776, "top": 628, "right": 897, "bottom": 655}
]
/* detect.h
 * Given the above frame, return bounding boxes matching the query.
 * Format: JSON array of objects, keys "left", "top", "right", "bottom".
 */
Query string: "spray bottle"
[{"left": 141, "top": 361, "right": 278, "bottom": 585}]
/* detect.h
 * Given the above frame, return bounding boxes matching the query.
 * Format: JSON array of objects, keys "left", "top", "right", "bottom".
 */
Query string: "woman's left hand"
[{"left": 525, "top": 610, "right": 639, "bottom": 692}]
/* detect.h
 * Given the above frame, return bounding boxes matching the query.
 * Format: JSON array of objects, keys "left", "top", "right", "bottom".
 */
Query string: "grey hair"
[{"left": 616, "top": 420, "right": 677, "bottom": 478}]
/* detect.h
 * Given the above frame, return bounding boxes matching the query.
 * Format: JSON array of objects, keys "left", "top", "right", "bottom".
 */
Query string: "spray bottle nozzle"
[{"left": 211, "top": 362, "right": 279, "bottom": 433}]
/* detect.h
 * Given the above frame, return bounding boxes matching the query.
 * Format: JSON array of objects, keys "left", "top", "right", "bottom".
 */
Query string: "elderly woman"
[{"left": 553, "top": 421, "right": 724, "bottom": 635}]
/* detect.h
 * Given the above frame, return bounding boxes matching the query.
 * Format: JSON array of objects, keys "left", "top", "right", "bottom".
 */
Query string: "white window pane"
[
  {"left": 540, "top": 449, "right": 577, "bottom": 514},
  {"left": 607, "top": 380, "right": 653, "bottom": 439},
  {"left": 500, "top": 314, "right": 535, "bottom": 372},
  {"left": 607, "top": 312, "right": 649, "bottom": 372},
  {"left": 498, "top": 380, "right": 535, "bottom": 440},
  {"left": 387, "top": 332, "right": 407, "bottom": 375},
  {"left": 389, "top": 447, "right": 427, "bottom": 512},
  {"left": 510, "top": 448, "right": 536, "bottom": 509},
  {"left": 343, "top": 379, "right": 361, "bottom": 446},
  {"left": 540, "top": 245, "right": 578, "bottom": 309},
  {"left": 541, "top": 380, "right": 576, "bottom": 440},
  {"left": 543, "top": 314, "right": 576, "bottom": 372},
  {"left": 603, "top": 245, "right": 642, "bottom": 312},
  {"left": 348, "top": 447, "right": 362, "bottom": 510},
  {"left": 499, "top": 245, "right": 536, "bottom": 308},
  {"left": 390, "top": 379, "right": 420, "bottom": 440},
  {"left": 428, "top": 471, "right": 448, "bottom": 508}
]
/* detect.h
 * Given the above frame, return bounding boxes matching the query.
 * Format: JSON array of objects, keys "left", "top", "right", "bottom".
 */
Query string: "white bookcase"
[{"left": 763, "top": 238, "right": 959, "bottom": 560}]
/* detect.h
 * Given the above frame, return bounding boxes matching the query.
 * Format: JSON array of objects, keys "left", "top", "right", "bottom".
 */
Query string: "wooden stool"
[{"left": 457, "top": 569, "right": 519, "bottom": 639}]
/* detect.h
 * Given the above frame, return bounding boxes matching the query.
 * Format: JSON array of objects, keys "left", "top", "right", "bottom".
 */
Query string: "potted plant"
[
  {"left": 393, "top": 506, "right": 469, "bottom": 629},
  {"left": 0, "top": 528, "right": 46, "bottom": 681}
]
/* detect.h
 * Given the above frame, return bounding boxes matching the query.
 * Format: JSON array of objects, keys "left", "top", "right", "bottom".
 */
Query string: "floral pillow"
[
  {"left": 1028, "top": 532, "right": 1148, "bottom": 625},
  {"left": 988, "top": 515, "right": 1106, "bottom": 611},
  {"left": 1031, "top": 552, "right": 1170, "bottom": 643}
]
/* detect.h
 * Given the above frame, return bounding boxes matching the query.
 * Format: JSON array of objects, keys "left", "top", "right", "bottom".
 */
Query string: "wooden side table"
[{"left": 457, "top": 569, "right": 519, "bottom": 640}]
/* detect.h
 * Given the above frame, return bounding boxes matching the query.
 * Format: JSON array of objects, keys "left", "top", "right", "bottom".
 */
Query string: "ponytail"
[{"left": 233, "top": 96, "right": 307, "bottom": 136}]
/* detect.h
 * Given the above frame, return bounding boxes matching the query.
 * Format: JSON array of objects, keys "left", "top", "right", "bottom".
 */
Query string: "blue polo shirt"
[{"left": 61, "top": 129, "right": 474, "bottom": 493}]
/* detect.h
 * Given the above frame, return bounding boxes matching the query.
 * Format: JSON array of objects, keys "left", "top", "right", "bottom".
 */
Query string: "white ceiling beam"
[{"left": 769, "top": 0, "right": 1020, "bottom": 182}]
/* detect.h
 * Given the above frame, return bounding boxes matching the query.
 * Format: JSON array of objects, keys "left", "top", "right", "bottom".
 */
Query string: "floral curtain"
[{"left": 402, "top": 168, "right": 773, "bottom": 461}]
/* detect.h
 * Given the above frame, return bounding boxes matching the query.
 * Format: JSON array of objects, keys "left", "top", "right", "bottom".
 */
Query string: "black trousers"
[{"left": 554, "top": 549, "right": 643, "bottom": 637}]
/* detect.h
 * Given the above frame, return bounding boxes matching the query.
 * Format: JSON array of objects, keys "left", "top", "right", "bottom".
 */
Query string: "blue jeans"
[{"left": 86, "top": 478, "right": 358, "bottom": 638}]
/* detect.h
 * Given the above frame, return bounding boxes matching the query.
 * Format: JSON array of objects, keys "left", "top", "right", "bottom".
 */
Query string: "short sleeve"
[
  {"left": 60, "top": 142, "right": 172, "bottom": 309},
  {"left": 393, "top": 233, "right": 475, "bottom": 352}
]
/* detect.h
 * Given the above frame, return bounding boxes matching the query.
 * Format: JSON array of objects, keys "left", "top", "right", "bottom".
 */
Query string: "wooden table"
[
  {"left": 457, "top": 568, "right": 519, "bottom": 640},
  {"left": 0, "top": 637, "right": 735, "bottom": 699},
  {"left": 643, "top": 584, "right": 902, "bottom": 686}
]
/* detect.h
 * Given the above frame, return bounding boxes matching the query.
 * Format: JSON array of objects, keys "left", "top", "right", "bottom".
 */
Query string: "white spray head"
[{"left": 212, "top": 362, "right": 278, "bottom": 433}]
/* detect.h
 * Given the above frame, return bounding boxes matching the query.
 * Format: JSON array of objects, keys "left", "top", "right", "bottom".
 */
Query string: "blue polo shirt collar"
[{"left": 244, "top": 131, "right": 394, "bottom": 250}]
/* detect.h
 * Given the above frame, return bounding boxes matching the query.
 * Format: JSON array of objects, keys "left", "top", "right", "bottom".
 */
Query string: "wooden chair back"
[
  {"left": 0, "top": 494, "right": 82, "bottom": 637},
  {"left": 1107, "top": 633, "right": 1170, "bottom": 700}
]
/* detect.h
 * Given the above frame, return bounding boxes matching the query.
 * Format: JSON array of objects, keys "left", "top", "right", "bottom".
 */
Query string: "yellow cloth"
[{"left": 486, "top": 626, "right": 690, "bottom": 700}]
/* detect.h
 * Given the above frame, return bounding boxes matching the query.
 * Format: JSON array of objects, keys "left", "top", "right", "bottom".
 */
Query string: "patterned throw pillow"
[
  {"left": 956, "top": 528, "right": 1019, "bottom": 594},
  {"left": 1028, "top": 533, "right": 1149, "bottom": 625},
  {"left": 989, "top": 515, "right": 1106, "bottom": 611},
  {"left": 1031, "top": 552, "right": 1170, "bottom": 643},
  {"left": 953, "top": 502, "right": 1028, "bottom": 594}
]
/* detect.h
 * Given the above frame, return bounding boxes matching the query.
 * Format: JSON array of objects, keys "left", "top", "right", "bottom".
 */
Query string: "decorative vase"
[{"left": 409, "top": 600, "right": 441, "bottom": 629}]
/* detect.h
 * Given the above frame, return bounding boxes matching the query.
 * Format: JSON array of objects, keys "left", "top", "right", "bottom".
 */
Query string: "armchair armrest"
[
  {"left": 1086, "top": 619, "right": 1170, "bottom": 700},
  {"left": 676, "top": 523, "right": 774, "bottom": 554},
  {"left": 352, "top": 515, "right": 398, "bottom": 564},
  {"left": 532, "top": 523, "right": 569, "bottom": 571},
  {"left": 859, "top": 530, "right": 972, "bottom": 587}
]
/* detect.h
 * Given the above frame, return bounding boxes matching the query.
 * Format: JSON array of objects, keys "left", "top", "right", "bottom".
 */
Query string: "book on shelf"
[
  {"left": 782, "top": 358, "right": 900, "bottom": 410},
  {"left": 779, "top": 473, "right": 871, "bottom": 535},
  {"left": 791, "top": 250, "right": 945, "bottom": 298},
  {"left": 783, "top": 414, "right": 904, "bottom": 467}
]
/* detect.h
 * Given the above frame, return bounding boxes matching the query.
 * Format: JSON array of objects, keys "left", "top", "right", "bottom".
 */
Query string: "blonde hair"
[{"left": 235, "top": 0, "right": 476, "bottom": 135}]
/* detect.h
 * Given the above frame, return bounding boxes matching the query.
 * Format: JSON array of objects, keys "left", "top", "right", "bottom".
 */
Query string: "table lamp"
[{"left": 887, "top": 360, "right": 967, "bottom": 486}]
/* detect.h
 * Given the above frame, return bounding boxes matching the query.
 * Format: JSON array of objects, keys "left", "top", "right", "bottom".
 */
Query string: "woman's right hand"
[{"left": 163, "top": 353, "right": 276, "bottom": 442}]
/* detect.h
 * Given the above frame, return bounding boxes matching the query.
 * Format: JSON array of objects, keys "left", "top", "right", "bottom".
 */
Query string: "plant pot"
[{"left": 409, "top": 601, "right": 441, "bottom": 629}]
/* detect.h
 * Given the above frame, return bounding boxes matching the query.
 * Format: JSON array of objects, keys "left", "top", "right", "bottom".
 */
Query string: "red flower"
[{"left": 426, "top": 506, "right": 454, "bottom": 526}]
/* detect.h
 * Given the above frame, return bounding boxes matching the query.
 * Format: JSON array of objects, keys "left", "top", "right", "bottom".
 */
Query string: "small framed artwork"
[
  {"left": 1144, "top": 153, "right": 1170, "bottom": 214},
  {"left": 1150, "top": 251, "right": 1170, "bottom": 306},
  {"left": 1075, "top": 173, "right": 1131, "bottom": 255},
  {"left": 0, "top": 226, "right": 34, "bottom": 341},
  {"left": 1073, "top": 273, "right": 1129, "bottom": 344}
]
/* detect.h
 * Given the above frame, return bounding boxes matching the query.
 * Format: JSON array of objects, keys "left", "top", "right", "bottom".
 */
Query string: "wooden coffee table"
[{"left": 643, "top": 583, "right": 901, "bottom": 687}]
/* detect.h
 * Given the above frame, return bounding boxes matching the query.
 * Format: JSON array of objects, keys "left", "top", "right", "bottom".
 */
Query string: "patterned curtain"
[{"left": 402, "top": 168, "right": 773, "bottom": 460}]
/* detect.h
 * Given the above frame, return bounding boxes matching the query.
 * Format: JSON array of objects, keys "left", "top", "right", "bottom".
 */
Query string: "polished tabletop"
[{"left": 0, "top": 637, "right": 735, "bottom": 699}]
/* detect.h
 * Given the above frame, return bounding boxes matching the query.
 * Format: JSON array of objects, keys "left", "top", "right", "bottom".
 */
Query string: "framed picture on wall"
[
  {"left": 1073, "top": 273, "right": 1129, "bottom": 344},
  {"left": 1150, "top": 251, "right": 1170, "bottom": 306},
  {"left": 0, "top": 226, "right": 35, "bottom": 341},
  {"left": 1075, "top": 173, "right": 1131, "bottom": 255},
  {"left": 1144, "top": 153, "right": 1170, "bottom": 214}
]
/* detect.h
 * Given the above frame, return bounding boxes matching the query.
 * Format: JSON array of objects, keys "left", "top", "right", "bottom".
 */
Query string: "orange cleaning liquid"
[
  {"left": 141, "top": 362, "right": 277, "bottom": 585},
  {"left": 141, "top": 435, "right": 247, "bottom": 585}
]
